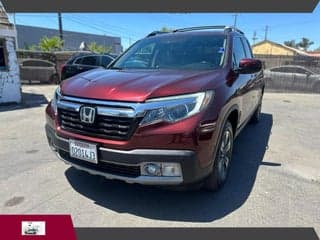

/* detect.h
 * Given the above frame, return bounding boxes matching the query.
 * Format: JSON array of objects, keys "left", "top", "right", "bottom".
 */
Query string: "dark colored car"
[
  {"left": 264, "top": 65, "right": 320, "bottom": 93},
  {"left": 60, "top": 53, "right": 114, "bottom": 81},
  {"left": 45, "top": 26, "right": 264, "bottom": 191}
]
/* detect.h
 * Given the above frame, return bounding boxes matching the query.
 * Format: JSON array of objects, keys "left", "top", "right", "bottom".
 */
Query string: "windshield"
[{"left": 111, "top": 34, "right": 227, "bottom": 70}]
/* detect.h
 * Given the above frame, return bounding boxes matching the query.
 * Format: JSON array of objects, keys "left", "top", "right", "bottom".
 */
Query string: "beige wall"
[{"left": 252, "top": 42, "right": 295, "bottom": 56}]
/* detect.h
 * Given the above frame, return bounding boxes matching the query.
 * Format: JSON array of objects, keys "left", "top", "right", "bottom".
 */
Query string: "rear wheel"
[
  {"left": 250, "top": 90, "right": 264, "bottom": 124},
  {"left": 204, "top": 121, "right": 234, "bottom": 191},
  {"left": 250, "top": 102, "right": 262, "bottom": 124}
]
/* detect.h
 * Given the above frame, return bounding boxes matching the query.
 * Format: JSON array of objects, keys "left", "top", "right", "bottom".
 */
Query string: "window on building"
[{"left": 0, "top": 39, "right": 7, "bottom": 71}]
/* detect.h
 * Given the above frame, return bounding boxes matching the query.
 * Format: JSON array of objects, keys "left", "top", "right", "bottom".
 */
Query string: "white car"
[{"left": 264, "top": 65, "right": 320, "bottom": 93}]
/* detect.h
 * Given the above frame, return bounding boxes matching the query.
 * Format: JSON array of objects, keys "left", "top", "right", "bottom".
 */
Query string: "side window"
[
  {"left": 291, "top": 67, "right": 309, "bottom": 74},
  {"left": 101, "top": 56, "right": 113, "bottom": 67},
  {"left": 270, "top": 67, "right": 281, "bottom": 72},
  {"left": 0, "top": 39, "right": 7, "bottom": 71},
  {"left": 272, "top": 67, "right": 290, "bottom": 73},
  {"left": 81, "top": 56, "right": 98, "bottom": 66},
  {"left": 241, "top": 38, "right": 253, "bottom": 58},
  {"left": 232, "top": 37, "right": 246, "bottom": 69},
  {"left": 74, "top": 57, "right": 83, "bottom": 65}
]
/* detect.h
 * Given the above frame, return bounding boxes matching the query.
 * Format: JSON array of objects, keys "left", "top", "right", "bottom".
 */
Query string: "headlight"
[
  {"left": 51, "top": 86, "right": 61, "bottom": 113},
  {"left": 140, "top": 91, "right": 214, "bottom": 126}
]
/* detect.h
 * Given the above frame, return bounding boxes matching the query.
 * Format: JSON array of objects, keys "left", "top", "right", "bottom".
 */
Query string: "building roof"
[
  {"left": 0, "top": 2, "right": 13, "bottom": 29},
  {"left": 252, "top": 40, "right": 310, "bottom": 57},
  {"left": 306, "top": 51, "right": 320, "bottom": 58}
]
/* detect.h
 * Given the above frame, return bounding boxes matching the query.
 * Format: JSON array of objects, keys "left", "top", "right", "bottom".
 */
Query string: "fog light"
[
  {"left": 161, "top": 163, "right": 182, "bottom": 177},
  {"left": 144, "top": 163, "right": 161, "bottom": 176}
]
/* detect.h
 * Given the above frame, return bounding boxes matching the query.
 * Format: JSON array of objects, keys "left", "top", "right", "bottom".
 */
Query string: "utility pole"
[
  {"left": 58, "top": 12, "right": 63, "bottom": 48},
  {"left": 252, "top": 31, "right": 258, "bottom": 45},
  {"left": 233, "top": 14, "right": 238, "bottom": 28},
  {"left": 264, "top": 25, "right": 269, "bottom": 41}
]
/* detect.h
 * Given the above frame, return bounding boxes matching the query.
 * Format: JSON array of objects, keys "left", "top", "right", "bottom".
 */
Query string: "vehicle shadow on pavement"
[
  {"left": 65, "top": 113, "right": 274, "bottom": 222},
  {"left": 0, "top": 91, "right": 48, "bottom": 112}
]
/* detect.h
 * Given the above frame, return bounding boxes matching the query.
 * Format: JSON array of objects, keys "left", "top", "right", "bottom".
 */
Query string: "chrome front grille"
[{"left": 58, "top": 103, "right": 142, "bottom": 141}]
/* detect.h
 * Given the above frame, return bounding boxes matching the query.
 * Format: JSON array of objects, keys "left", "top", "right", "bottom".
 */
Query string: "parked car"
[
  {"left": 23, "top": 225, "right": 39, "bottom": 235},
  {"left": 264, "top": 65, "right": 320, "bottom": 93},
  {"left": 60, "top": 53, "right": 115, "bottom": 81},
  {"left": 19, "top": 59, "right": 59, "bottom": 84},
  {"left": 45, "top": 26, "right": 264, "bottom": 191}
]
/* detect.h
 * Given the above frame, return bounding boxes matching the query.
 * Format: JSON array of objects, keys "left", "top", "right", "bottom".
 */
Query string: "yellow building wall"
[{"left": 252, "top": 42, "right": 295, "bottom": 56}]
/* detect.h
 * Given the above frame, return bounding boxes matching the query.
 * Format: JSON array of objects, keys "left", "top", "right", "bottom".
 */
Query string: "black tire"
[
  {"left": 204, "top": 121, "right": 234, "bottom": 191},
  {"left": 250, "top": 102, "right": 262, "bottom": 124},
  {"left": 313, "top": 82, "right": 320, "bottom": 94}
]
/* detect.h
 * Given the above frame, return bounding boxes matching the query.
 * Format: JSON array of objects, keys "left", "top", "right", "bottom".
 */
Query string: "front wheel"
[{"left": 204, "top": 121, "right": 234, "bottom": 191}]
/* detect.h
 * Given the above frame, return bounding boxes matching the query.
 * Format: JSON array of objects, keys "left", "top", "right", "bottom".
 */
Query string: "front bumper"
[{"left": 45, "top": 124, "right": 212, "bottom": 186}]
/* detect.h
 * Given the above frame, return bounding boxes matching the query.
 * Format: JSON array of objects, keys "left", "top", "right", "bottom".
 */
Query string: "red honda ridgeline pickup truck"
[{"left": 45, "top": 26, "right": 264, "bottom": 191}]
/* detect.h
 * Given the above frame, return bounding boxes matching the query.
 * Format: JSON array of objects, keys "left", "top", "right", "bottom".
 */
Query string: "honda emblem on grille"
[{"left": 80, "top": 106, "right": 96, "bottom": 124}]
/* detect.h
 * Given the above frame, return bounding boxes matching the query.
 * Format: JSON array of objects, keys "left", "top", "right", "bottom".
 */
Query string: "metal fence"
[{"left": 255, "top": 54, "right": 320, "bottom": 93}]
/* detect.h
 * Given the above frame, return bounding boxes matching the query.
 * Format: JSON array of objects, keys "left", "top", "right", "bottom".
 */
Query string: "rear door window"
[
  {"left": 74, "top": 57, "right": 83, "bottom": 65},
  {"left": 101, "top": 56, "right": 113, "bottom": 67},
  {"left": 81, "top": 56, "right": 98, "bottom": 66}
]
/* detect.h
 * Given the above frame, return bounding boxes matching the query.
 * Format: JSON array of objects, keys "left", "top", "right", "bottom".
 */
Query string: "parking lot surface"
[{"left": 0, "top": 85, "right": 319, "bottom": 232}]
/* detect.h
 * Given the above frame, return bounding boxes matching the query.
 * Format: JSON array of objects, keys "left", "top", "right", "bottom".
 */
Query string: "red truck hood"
[{"left": 61, "top": 68, "right": 223, "bottom": 102}]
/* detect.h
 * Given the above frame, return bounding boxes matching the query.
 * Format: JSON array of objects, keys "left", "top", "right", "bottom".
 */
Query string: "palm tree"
[
  {"left": 296, "top": 38, "right": 314, "bottom": 50},
  {"left": 87, "top": 42, "right": 112, "bottom": 54},
  {"left": 39, "top": 36, "right": 64, "bottom": 52},
  {"left": 284, "top": 40, "right": 296, "bottom": 48}
]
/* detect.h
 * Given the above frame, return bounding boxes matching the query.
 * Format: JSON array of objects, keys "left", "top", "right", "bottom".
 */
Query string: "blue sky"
[{"left": 8, "top": 3, "right": 320, "bottom": 51}]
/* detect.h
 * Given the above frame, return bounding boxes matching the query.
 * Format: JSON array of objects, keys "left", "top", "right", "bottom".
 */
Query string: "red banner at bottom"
[{"left": 0, "top": 215, "right": 76, "bottom": 240}]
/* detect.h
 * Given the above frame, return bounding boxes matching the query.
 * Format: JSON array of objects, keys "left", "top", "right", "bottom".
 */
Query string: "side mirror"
[{"left": 238, "top": 58, "right": 262, "bottom": 74}]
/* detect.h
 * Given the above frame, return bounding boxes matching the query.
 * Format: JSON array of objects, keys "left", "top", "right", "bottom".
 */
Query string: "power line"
[
  {"left": 64, "top": 16, "right": 138, "bottom": 42},
  {"left": 70, "top": 14, "right": 143, "bottom": 37},
  {"left": 68, "top": 15, "right": 141, "bottom": 40},
  {"left": 13, "top": 13, "right": 141, "bottom": 42}
]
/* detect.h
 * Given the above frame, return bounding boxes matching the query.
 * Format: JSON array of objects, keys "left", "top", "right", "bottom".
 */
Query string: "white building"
[{"left": 0, "top": 2, "right": 21, "bottom": 104}]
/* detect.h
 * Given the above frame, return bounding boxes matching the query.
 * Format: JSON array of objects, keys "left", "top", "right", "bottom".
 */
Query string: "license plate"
[{"left": 69, "top": 139, "right": 98, "bottom": 164}]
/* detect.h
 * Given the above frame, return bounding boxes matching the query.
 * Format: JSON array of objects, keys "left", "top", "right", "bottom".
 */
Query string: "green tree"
[
  {"left": 284, "top": 38, "right": 314, "bottom": 50},
  {"left": 87, "top": 42, "right": 112, "bottom": 54},
  {"left": 23, "top": 42, "right": 38, "bottom": 51},
  {"left": 38, "top": 36, "right": 64, "bottom": 52},
  {"left": 296, "top": 37, "right": 314, "bottom": 50},
  {"left": 284, "top": 40, "right": 296, "bottom": 48},
  {"left": 160, "top": 26, "right": 173, "bottom": 32}
]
